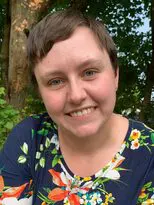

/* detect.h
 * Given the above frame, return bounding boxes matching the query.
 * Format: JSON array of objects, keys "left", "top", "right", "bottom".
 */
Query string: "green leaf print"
[
  {"left": 52, "top": 155, "right": 61, "bottom": 167},
  {"left": 40, "top": 144, "right": 44, "bottom": 151},
  {"left": 18, "top": 155, "right": 27, "bottom": 163},
  {"left": 126, "top": 142, "right": 129, "bottom": 148},
  {"left": 39, "top": 157, "right": 45, "bottom": 168},
  {"left": 31, "top": 129, "right": 35, "bottom": 139},
  {"left": 36, "top": 152, "right": 41, "bottom": 159},
  {"left": 151, "top": 133, "right": 154, "bottom": 144},
  {"left": 20, "top": 142, "right": 28, "bottom": 154},
  {"left": 144, "top": 182, "right": 152, "bottom": 189},
  {"left": 137, "top": 181, "right": 154, "bottom": 204},
  {"left": 35, "top": 163, "right": 38, "bottom": 171},
  {"left": 45, "top": 137, "right": 51, "bottom": 148},
  {"left": 43, "top": 122, "right": 52, "bottom": 129},
  {"left": 51, "top": 148, "right": 57, "bottom": 154},
  {"left": 37, "top": 128, "right": 48, "bottom": 136}
]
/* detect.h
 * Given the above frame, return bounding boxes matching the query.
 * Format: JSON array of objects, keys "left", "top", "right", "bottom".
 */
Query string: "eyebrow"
[
  {"left": 42, "top": 71, "right": 64, "bottom": 79},
  {"left": 42, "top": 58, "right": 102, "bottom": 79},
  {"left": 77, "top": 58, "right": 102, "bottom": 69}
]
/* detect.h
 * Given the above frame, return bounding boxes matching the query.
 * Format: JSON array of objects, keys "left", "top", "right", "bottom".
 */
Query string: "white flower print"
[
  {"left": 131, "top": 139, "right": 140, "bottom": 150},
  {"left": 50, "top": 133, "right": 59, "bottom": 150},
  {"left": 95, "top": 154, "right": 125, "bottom": 180},
  {"left": 1, "top": 196, "right": 33, "bottom": 205}
]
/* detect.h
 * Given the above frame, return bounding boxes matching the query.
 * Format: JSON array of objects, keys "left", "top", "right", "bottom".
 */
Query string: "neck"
[{"left": 58, "top": 114, "right": 129, "bottom": 177}]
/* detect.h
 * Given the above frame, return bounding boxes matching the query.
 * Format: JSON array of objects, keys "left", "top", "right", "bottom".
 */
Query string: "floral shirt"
[{"left": 0, "top": 113, "right": 154, "bottom": 205}]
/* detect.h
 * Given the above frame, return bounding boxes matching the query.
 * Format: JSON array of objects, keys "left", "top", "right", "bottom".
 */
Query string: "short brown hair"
[{"left": 27, "top": 9, "right": 118, "bottom": 71}]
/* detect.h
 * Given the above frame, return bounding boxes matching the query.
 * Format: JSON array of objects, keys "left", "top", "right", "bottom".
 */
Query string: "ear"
[{"left": 115, "top": 67, "right": 119, "bottom": 91}]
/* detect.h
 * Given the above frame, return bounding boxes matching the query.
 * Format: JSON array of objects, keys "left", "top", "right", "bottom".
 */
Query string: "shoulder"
[
  {"left": 0, "top": 113, "right": 56, "bottom": 176},
  {"left": 2, "top": 112, "right": 56, "bottom": 152},
  {"left": 13, "top": 112, "right": 51, "bottom": 131},
  {"left": 127, "top": 119, "right": 154, "bottom": 153},
  {"left": 129, "top": 119, "right": 153, "bottom": 136},
  {"left": 7, "top": 112, "right": 53, "bottom": 138}
]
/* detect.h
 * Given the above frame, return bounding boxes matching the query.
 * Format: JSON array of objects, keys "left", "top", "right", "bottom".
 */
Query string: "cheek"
[
  {"left": 88, "top": 77, "right": 117, "bottom": 101},
  {"left": 39, "top": 89, "right": 66, "bottom": 115}
]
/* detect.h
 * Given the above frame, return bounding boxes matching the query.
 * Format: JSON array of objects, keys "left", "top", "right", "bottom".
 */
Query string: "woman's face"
[{"left": 34, "top": 27, "right": 119, "bottom": 139}]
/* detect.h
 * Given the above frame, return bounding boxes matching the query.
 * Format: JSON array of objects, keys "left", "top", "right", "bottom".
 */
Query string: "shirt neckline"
[{"left": 54, "top": 118, "right": 133, "bottom": 180}]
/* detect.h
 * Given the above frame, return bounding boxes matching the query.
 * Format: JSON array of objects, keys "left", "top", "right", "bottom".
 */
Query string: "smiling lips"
[{"left": 68, "top": 107, "right": 96, "bottom": 117}]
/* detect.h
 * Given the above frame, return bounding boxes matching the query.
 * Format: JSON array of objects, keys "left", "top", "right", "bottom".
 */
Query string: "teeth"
[{"left": 70, "top": 107, "right": 95, "bottom": 117}]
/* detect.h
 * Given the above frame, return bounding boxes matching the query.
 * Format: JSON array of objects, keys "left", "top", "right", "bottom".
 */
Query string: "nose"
[{"left": 67, "top": 79, "right": 87, "bottom": 105}]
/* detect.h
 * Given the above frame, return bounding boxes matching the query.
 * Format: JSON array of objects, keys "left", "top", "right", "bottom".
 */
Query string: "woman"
[{"left": 0, "top": 9, "right": 154, "bottom": 205}]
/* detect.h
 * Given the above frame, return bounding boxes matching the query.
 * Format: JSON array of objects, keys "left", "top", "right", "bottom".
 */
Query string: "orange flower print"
[
  {"left": 130, "top": 129, "right": 141, "bottom": 140},
  {"left": 131, "top": 139, "right": 140, "bottom": 150},
  {"left": 48, "top": 188, "right": 69, "bottom": 201},
  {"left": 48, "top": 169, "right": 91, "bottom": 205},
  {"left": 142, "top": 199, "right": 154, "bottom": 204},
  {"left": 0, "top": 176, "right": 4, "bottom": 193},
  {"left": 137, "top": 182, "right": 154, "bottom": 204},
  {"left": 0, "top": 182, "right": 28, "bottom": 200},
  {"left": 68, "top": 194, "right": 80, "bottom": 205},
  {"left": 139, "top": 188, "right": 146, "bottom": 199}
]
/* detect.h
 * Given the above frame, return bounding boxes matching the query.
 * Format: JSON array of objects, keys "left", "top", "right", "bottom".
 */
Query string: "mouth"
[{"left": 67, "top": 106, "right": 97, "bottom": 117}]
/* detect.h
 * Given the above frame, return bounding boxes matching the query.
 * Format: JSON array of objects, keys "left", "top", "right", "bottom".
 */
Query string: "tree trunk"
[
  {"left": 9, "top": 0, "right": 50, "bottom": 108},
  {"left": 0, "top": 0, "right": 10, "bottom": 93}
]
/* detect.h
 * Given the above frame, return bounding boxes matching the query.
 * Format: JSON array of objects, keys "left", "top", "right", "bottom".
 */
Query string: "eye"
[
  {"left": 83, "top": 69, "right": 97, "bottom": 79},
  {"left": 48, "top": 78, "right": 64, "bottom": 89}
]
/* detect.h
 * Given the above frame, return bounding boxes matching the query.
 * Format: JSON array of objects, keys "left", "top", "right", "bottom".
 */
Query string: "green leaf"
[
  {"left": 0, "top": 87, "right": 5, "bottom": 95},
  {"left": 4, "top": 122, "right": 14, "bottom": 130},
  {"left": 18, "top": 155, "right": 27, "bottom": 163},
  {"left": 0, "top": 99, "right": 6, "bottom": 105}
]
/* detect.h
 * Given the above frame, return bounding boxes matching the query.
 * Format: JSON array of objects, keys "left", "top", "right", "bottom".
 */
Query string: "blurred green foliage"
[
  {"left": 0, "top": 86, "right": 46, "bottom": 149},
  {"left": 0, "top": 87, "right": 21, "bottom": 149}
]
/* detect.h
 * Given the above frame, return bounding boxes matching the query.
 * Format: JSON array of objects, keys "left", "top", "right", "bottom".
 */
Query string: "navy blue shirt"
[{"left": 0, "top": 113, "right": 154, "bottom": 205}]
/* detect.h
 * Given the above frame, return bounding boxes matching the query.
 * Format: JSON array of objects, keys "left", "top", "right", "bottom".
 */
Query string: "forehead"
[
  {"left": 35, "top": 27, "right": 111, "bottom": 72},
  {"left": 53, "top": 26, "right": 102, "bottom": 54}
]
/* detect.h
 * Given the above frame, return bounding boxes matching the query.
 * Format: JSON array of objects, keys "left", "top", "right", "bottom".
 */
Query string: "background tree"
[
  {"left": 139, "top": 0, "right": 154, "bottom": 123},
  {"left": 0, "top": 0, "right": 10, "bottom": 91},
  {"left": 0, "top": 0, "right": 52, "bottom": 107}
]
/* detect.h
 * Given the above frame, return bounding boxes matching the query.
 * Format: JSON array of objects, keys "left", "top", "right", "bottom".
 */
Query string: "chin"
[
  {"left": 58, "top": 116, "right": 108, "bottom": 139},
  {"left": 68, "top": 124, "right": 101, "bottom": 139}
]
